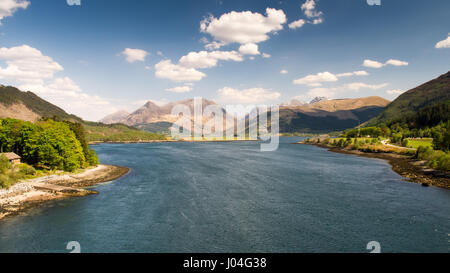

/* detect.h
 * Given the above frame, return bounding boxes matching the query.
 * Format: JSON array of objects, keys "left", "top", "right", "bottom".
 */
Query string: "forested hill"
[
  {"left": 0, "top": 85, "right": 81, "bottom": 122},
  {"left": 370, "top": 71, "right": 450, "bottom": 125}
]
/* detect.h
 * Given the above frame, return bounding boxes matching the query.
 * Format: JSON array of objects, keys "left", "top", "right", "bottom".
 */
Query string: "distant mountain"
[
  {"left": 99, "top": 110, "right": 130, "bottom": 124},
  {"left": 309, "top": 96, "right": 328, "bottom": 105},
  {"left": 0, "top": 85, "right": 81, "bottom": 122},
  {"left": 370, "top": 71, "right": 450, "bottom": 125},
  {"left": 101, "top": 98, "right": 227, "bottom": 134},
  {"left": 282, "top": 99, "right": 306, "bottom": 107},
  {"left": 278, "top": 96, "right": 390, "bottom": 133}
]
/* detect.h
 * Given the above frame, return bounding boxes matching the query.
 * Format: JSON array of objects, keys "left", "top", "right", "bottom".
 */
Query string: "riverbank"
[
  {"left": 0, "top": 164, "right": 129, "bottom": 220},
  {"left": 88, "top": 138, "right": 259, "bottom": 145},
  {"left": 302, "top": 142, "right": 450, "bottom": 190}
]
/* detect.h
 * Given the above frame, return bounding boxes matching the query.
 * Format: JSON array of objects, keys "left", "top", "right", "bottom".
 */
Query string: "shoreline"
[
  {"left": 88, "top": 139, "right": 259, "bottom": 145},
  {"left": 0, "top": 164, "right": 129, "bottom": 221},
  {"left": 301, "top": 142, "right": 450, "bottom": 190}
]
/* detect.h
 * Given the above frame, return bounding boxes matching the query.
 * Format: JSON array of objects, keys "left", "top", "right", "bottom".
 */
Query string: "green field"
[{"left": 406, "top": 138, "right": 433, "bottom": 149}]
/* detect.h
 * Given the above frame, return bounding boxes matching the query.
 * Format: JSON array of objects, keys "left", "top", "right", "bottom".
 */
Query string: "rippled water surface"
[{"left": 0, "top": 137, "right": 449, "bottom": 253}]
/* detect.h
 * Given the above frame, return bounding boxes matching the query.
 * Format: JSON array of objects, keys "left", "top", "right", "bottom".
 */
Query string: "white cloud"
[
  {"left": 0, "top": 0, "right": 29, "bottom": 25},
  {"left": 0, "top": 45, "right": 63, "bottom": 84},
  {"left": 345, "top": 82, "right": 388, "bottom": 91},
  {"left": 301, "top": 0, "right": 323, "bottom": 19},
  {"left": 154, "top": 60, "right": 206, "bottom": 82},
  {"left": 280, "top": 70, "right": 288, "bottom": 74},
  {"left": 293, "top": 71, "right": 338, "bottom": 86},
  {"left": 387, "top": 89, "right": 404, "bottom": 95},
  {"left": 288, "top": 19, "right": 306, "bottom": 29},
  {"left": 336, "top": 70, "right": 369, "bottom": 77},
  {"left": 238, "top": 43, "right": 260, "bottom": 55},
  {"left": 262, "top": 53, "right": 271, "bottom": 58},
  {"left": 385, "top": 59, "right": 408, "bottom": 66},
  {"left": 200, "top": 8, "right": 286, "bottom": 46},
  {"left": 363, "top": 59, "right": 384, "bottom": 68},
  {"left": 179, "top": 50, "right": 243, "bottom": 69},
  {"left": 311, "top": 18, "right": 323, "bottom": 25},
  {"left": 294, "top": 70, "right": 369, "bottom": 86},
  {"left": 165, "top": 85, "right": 193, "bottom": 93},
  {"left": 363, "top": 59, "right": 409, "bottom": 68},
  {"left": 122, "top": 48, "right": 149, "bottom": 63},
  {"left": 216, "top": 87, "right": 281, "bottom": 104},
  {"left": 435, "top": 33, "right": 450, "bottom": 49}
]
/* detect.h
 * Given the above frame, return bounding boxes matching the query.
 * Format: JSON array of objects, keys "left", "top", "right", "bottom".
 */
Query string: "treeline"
[
  {"left": 0, "top": 118, "right": 98, "bottom": 172},
  {"left": 83, "top": 122, "right": 167, "bottom": 142}
]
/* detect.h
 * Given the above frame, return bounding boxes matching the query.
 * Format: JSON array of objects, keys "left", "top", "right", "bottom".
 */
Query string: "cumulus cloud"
[
  {"left": 435, "top": 33, "right": 450, "bottom": 49},
  {"left": 294, "top": 70, "right": 369, "bottom": 86},
  {"left": 280, "top": 70, "right": 288, "bottom": 74},
  {"left": 200, "top": 8, "right": 286, "bottom": 47},
  {"left": 362, "top": 59, "right": 384, "bottom": 68},
  {"left": 288, "top": 0, "right": 323, "bottom": 30},
  {"left": 387, "top": 89, "right": 404, "bottom": 95},
  {"left": 216, "top": 87, "right": 281, "bottom": 105},
  {"left": 262, "top": 53, "right": 271, "bottom": 58},
  {"left": 363, "top": 59, "right": 409, "bottom": 68},
  {"left": 301, "top": 0, "right": 323, "bottom": 19},
  {"left": 385, "top": 59, "right": 409, "bottom": 66},
  {"left": 154, "top": 60, "right": 206, "bottom": 82},
  {"left": 0, "top": 45, "right": 63, "bottom": 84},
  {"left": 122, "top": 48, "right": 149, "bottom": 63},
  {"left": 0, "top": 0, "right": 29, "bottom": 25},
  {"left": 345, "top": 82, "right": 388, "bottom": 91},
  {"left": 293, "top": 72, "right": 338, "bottom": 86},
  {"left": 165, "top": 85, "right": 193, "bottom": 93},
  {"left": 238, "top": 43, "right": 260, "bottom": 55},
  {"left": 288, "top": 19, "right": 306, "bottom": 29},
  {"left": 179, "top": 50, "right": 243, "bottom": 69},
  {"left": 336, "top": 70, "right": 369, "bottom": 77}
]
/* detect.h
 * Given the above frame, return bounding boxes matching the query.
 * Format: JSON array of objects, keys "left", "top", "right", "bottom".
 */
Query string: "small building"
[{"left": 1, "top": 152, "right": 21, "bottom": 165}]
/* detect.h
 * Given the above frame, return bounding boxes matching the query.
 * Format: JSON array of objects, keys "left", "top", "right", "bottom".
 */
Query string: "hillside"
[
  {"left": 83, "top": 122, "right": 167, "bottom": 142},
  {"left": 0, "top": 85, "right": 81, "bottom": 122},
  {"left": 370, "top": 71, "right": 450, "bottom": 125},
  {"left": 0, "top": 85, "right": 166, "bottom": 142},
  {"left": 278, "top": 96, "right": 390, "bottom": 133}
]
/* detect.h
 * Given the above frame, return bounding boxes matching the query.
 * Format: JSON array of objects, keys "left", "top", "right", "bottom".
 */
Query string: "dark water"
[{"left": 0, "top": 137, "right": 449, "bottom": 253}]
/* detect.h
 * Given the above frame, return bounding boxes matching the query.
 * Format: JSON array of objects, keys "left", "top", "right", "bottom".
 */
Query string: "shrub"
[{"left": 402, "top": 139, "right": 409, "bottom": 147}]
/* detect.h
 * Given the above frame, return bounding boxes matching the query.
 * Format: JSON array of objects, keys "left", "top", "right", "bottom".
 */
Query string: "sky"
[{"left": 0, "top": 0, "right": 449, "bottom": 121}]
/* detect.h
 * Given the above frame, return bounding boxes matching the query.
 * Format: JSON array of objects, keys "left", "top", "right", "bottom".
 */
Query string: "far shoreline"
[{"left": 299, "top": 142, "right": 450, "bottom": 190}]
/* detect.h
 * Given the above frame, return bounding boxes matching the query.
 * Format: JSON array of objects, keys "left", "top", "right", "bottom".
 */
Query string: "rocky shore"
[
  {"left": 304, "top": 143, "right": 450, "bottom": 190},
  {"left": 0, "top": 164, "right": 129, "bottom": 220}
]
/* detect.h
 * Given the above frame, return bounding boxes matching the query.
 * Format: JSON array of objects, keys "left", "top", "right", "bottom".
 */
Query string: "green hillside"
[
  {"left": 83, "top": 122, "right": 167, "bottom": 142},
  {"left": 371, "top": 71, "right": 450, "bottom": 125}
]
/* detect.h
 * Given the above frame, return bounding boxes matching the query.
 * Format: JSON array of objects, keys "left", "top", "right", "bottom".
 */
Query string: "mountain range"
[{"left": 101, "top": 96, "right": 390, "bottom": 134}]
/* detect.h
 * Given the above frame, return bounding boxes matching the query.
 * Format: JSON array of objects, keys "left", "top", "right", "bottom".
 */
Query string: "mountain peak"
[{"left": 310, "top": 97, "right": 328, "bottom": 105}]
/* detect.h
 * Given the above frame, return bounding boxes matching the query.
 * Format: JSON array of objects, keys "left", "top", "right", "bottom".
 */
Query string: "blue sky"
[{"left": 0, "top": 0, "right": 449, "bottom": 121}]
